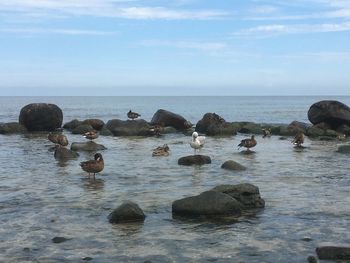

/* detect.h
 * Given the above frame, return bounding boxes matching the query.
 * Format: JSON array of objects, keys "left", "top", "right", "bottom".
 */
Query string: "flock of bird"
[{"left": 47, "top": 109, "right": 307, "bottom": 179}]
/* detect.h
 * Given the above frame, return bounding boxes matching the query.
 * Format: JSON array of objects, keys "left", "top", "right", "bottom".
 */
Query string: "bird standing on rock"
[
  {"left": 190, "top": 132, "right": 205, "bottom": 155},
  {"left": 127, "top": 110, "right": 141, "bottom": 120},
  {"left": 80, "top": 153, "right": 104, "bottom": 179},
  {"left": 238, "top": 135, "right": 257, "bottom": 152},
  {"left": 292, "top": 132, "right": 305, "bottom": 147}
]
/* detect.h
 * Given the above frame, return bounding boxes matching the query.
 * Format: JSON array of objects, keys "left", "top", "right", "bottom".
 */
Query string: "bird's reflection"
[{"left": 82, "top": 177, "right": 105, "bottom": 191}]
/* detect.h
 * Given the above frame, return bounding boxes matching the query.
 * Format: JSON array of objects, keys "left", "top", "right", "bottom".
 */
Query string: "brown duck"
[
  {"left": 48, "top": 133, "right": 69, "bottom": 147},
  {"left": 292, "top": 132, "right": 304, "bottom": 147},
  {"left": 262, "top": 128, "right": 271, "bottom": 138},
  {"left": 83, "top": 131, "right": 99, "bottom": 140},
  {"left": 127, "top": 110, "right": 141, "bottom": 120},
  {"left": 152, "top": 144, "right": 170, "bottom": 157},
  {"left": 80, "top": 153, "right": 104, "bottom": 179},
  {"left": 238, "top": 135, "right": 257, "bottom": 151}
]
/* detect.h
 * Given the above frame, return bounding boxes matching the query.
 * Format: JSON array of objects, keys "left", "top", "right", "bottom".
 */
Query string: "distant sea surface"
[{"left": 0, "top": 96, "right": 349, "bottom": 263}]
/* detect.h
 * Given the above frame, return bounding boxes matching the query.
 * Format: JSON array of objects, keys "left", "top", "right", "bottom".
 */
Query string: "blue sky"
[{"left": 0, "top": 0, "right": 350, "bottom": 95}]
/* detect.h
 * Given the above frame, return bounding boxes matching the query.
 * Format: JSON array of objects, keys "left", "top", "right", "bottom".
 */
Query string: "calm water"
[{"left": 0, "top": 96, "right": 350, "bottom": 263}]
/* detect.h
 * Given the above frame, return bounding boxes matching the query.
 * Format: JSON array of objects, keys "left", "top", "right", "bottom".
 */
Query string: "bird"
[
  {"left": 190, "top": 131, "right": 205, "bottom": 155},
  {"left": 262, "top": 128, "right": 271, "bottom": 138},
  {"left": 80, "top": 153, "right": 104, "bottom": 179},
  {"left": 238, "top": 135, "right": 257, "bottom": 152},
  {"left": 83, "top": 131, "right": 99, "bottom": 141},
  {"left": 127, "top": 110, "right": 141, "bottom": 120},
  {"left": 152, "top": 144, "right": 170, "bottom": 157},
  {"left": 150, "top": 125, "right": 164, "bottom": 137},
  {"left": 48, "top": 133, "right": 69, "bottom": 147},
  {"left": 337, "top": 133, "right": 347, "bottom": 141},
  {"left": 292, "top": 132, "right": 305, "bottom": 147}
]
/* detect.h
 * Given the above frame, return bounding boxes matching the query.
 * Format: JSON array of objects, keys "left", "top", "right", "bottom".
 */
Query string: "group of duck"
[{"left": 47, "top": 109, "right": 308, "bottom": 179}]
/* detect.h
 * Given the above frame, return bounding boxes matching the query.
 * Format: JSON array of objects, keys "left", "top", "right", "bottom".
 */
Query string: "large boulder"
[
  {"left": 82, "top": 119, "right": 105, "bottom": 131},
  {"left": 212, "top": 183, "right": 265, "bottom": 209},
  {"left": 19, "top": 103, "right": 63, "bottom": 131},
  {"left": 0, "top": 122, "right": 27, "bottom": 134},
  {"left": 308, "top": 100, "right": 350, "bottom": 129},
  {"left": 151, "top": 109, "right": 191, "bottom": 131},
  {"left": 71, "top": 141, "right": 106, "bottom": 152},
  {"left": 316, "top": 245, "right": 350, "bottom": 260},
  {"left": 288, "top": 121, "right": 311, "bottom": 134},
  {"left": 72, "top": 124, "right": 94, "bottom": 135},
  {"left": 178, "top": 155, "right": 211, "bottom": 166},
  {"left": 54, "top": 146, "right": 79, "bottom": 160},
  {"left": 221, "top": 160, "right": 246, "bottom": 171},
  {"left": 172, "top": 191, "right": 242, "bottom": 218},
  {"left": 106, "top": 119, "right": 152, "bottom": 136},
  {"left": 196, "top": 113, "right": 237, "bottom": 136},
  {"left": 63, "top": 119, "right": 82, "bottom": 131},
  {"left": 108, "top": 201, "right": 146, "bottom": 224}
]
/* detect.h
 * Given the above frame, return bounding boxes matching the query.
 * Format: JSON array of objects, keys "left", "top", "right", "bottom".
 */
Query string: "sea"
[{"left": 0, "top": 96, "right": 349, "bottom": 263}]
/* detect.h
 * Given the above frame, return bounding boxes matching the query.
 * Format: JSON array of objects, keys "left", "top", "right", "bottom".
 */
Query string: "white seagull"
[{"left": 190, "top": 131, "right": 205, "bottom": 155}]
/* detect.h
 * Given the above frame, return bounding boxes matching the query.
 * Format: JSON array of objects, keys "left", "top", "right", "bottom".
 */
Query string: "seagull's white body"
[{"left": 190, "top": 132, "right": 205, "bottom": 154}]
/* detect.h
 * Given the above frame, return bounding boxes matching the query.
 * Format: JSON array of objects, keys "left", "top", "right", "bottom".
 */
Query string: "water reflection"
[{"left": 81, "top": 178, "right": 105, "bottom": 191}]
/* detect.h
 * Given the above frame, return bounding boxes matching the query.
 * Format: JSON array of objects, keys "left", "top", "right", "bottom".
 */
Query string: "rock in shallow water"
[
  {"left": 178, "top": 155, "right": 211, "bottom": 166},
  {"left": 71, "top": 141, "right": 106, "bottom": 152},
  {"left": 108, "top": 201, "right": 146, "bottom": 224},
  {"left": 337, "top": 145, "right": 350, "bottom": 154},
  {"left": 72, "top": 124, "right": 95, "bottom": 135},
  {"left": 196, "top": 113, "right": 237, "bottom": 136},
  {"left": 52, "top": 236, "right": 71, "bottom": 244},
  {"left": 106, "top": 119, "right": 152, "bottom": 136},
  {"left": 316, "top": 245, "right": 350, "bottom": 260},
  {"left": 54, "top": 146, "right": 79, "bottom": 160},
  {"left": 221, "top": 160, "right": 246, "bottom": 171},
  {"left": 0, "top": 122, "right": 27, "bottom": 134},
  {"left": 151, "top": 109, "right": 191, "bottom": 131}
]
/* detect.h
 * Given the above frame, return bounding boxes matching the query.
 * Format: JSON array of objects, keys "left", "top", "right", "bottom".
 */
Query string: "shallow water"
[{"left": 0, "top": 96, "right": 350, "bottom": 262}]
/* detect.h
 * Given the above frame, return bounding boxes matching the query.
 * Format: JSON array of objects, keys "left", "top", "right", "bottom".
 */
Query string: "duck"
[
  {"left": 127, "top": 110, "right": 141, "bottom": 120},
  {"left": 190, "top": 131, "right": 205, "bottom": 155},
  {"left": 150, "top": 125, "right": 164, "bottom": 137},
  {"left": 48, "top": 133, "right": 69, "bottom": 147},
  {"left": 292, "top": 132, "right": 305, "bottom": 147},
  {"left": 337, "top": 133, "right": 347, "bottom": 141},
  {"left": 83, "top": 131, "right": 99, "bottom": 141},
  {"left": 152, "top": 144, "right": 170, "bottom": 157},
  {"left": 80, "top": 153, "right": 104, "bottom": 179},
  {"left": 262, "top": 128, "right": 271, "bottom": 138},
  {"left": 238, "top": 135, "right": 257, "bottom": 152}
]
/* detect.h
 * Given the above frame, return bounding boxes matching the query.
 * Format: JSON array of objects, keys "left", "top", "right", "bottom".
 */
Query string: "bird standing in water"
[
  {"left": 190, "top": 132, "right": 205, "bottom": 155},
  {"left": 127, "top": 110, "right": 141, "bottom": 120},
  {"left": 80, "top": 153, "right": 104, "bottom": 179},
  {"left": 292, "top": 132, "right": 305, "bottom": 147},
  {"left": 262, "top": 128, "right": 271, "bottom": 138},
  {"left": 238, "top": 135, "right": 257, "bottom": 152},
  {"left": 83, "top": 131, "right": 99, "bottom": 141}
]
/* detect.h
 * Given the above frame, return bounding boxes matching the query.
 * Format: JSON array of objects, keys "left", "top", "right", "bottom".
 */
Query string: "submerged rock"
[
  {"left": 0, "top": 122, "right": 27, "bottom": 134},
  {"left": 221, "top": 160, "right": 246, "bottom": 171},
  {"left": 196, "top": 113, "right": 237, "bottom": 136},
  {"left": 337, "top": 145, "right": 350, "bottom": 154},
  {"left": 106, "top": 119, "right": 152, "bottom": 136},
  {"left": 151, "top": 109, "right": 192, "bottom": 131},
  {"left": 172, "top": 191, "right": 242, "bottom": 218},
  {"left": 54, "top": 146, "right": 79, "bottom": 160},
  {"left": 52, "top": 237, "right": 71, "bottom": 244},
  {"left": 239, "top": 122, "right": 262, "bottom": 134},
  {"left": 316, "top": 245, "right": 350, "bottom": 260},
  {"left": 108, "top": 201, "right": 146, "bottom": 224},
  {"left": 19, "top": 103, "right": 63, "bottom": 131},
  {"left": 178, "top": 155, "right": 211, "bottom": 166},
  {"left": 71, "top": 141, "right": 106, "bottom": 152},
  {"left": 212, "top": 184, "right": 265, "bottom": 209}
]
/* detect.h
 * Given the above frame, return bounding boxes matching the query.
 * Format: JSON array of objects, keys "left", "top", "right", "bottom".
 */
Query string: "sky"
[{"left": 0, "top": 0, "right": 350, "bottom": 96}]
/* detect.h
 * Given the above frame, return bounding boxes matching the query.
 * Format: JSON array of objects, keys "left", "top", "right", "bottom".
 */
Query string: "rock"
[
  {"left": 212, "top": 183, "right": 265, "bottom": 209},
  {"left": 151, "top": 109, "right": 192, "bottom": 131},
  {"left": 221, "top": 160, "right": 246, "bottom": 171},
  {"left": 337, "top": 145, "right": 350, "bottom": 154},
  {"left": 0, "top": 122, "right": 27, "bottom": 134},
  {"left": 308, "top": 100, "right": 350, "bottom": 129},
  {"left": 318, "top": 136, "right": 336, "bottom": 141},
  {"left": 163, "top": 126, "right": 178, "bottom": 134},
  {"left": 106, "top": 119, "right": 152, "bottom": 136},
  {"left": 313, "top": 122, "right": 332, "bottom": 130},
  {"left": 239, "top": 122, "right": 262, "bottom": 134},
  {"left": 19, "top": 103, "right": 63, "bottom": 131},
  {"left": 82, "top": 119, "right": 105, "bottom": 131},
  {"left": 279, "top": 136, "right": 288, "bottom": 140},
  {"left": 172, "top": 191, "right": 242, "bottom": 218},
  {"left": 99, "top": 125, "right": 113, "bottom": 136},
  {"left": 307, "top": 126, "right": 325, "bottom": 137},
  {"left": 288, "top": 121, "right": 311, "bottom": 134},
  {"left": 108, "top": 201, "right": 146, "bottom": 224},
  {"left": 54, "top": 146, "right": 79, "bottom": 160},
  {"left": 63, "top": 119, "right": 82, "bottom": 131},
  {"left": 71, "top": 141, "right": 106, "bottom": 152},
  {"left": 337, "top": 124, "right": 350, "bottom": 136},
  {"left": 196, "top": 113, "right": 238, "bottom": 136},
  {"left": 72, "top": 124, "right": 95, "bottom": 135},
  {"left": 316, "top": 245, "right": 350, "bottom": 260},
  {"left": 307, "top": 255, "right": 317, "bottom": 263},
  {"left": 178, "top": 155, "right": 211, "bottom": 166},
  {"left": 52, "top": 237, "right": 71, "bottom": 244},
  {"left": 82, "top": 257, "right": 93, "bottom": 261}
]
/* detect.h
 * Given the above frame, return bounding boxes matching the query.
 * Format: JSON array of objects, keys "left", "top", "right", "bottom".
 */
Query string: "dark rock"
[
  {"left": 63, "top": 119, "right": 82, "bottom": 131},
  {"left": 71, "top": 141, "right": 106, "bottom": 152},
  {"left": 316, "top": 245, "right": 350, "bottom": 260},
  {"left": 82, "top": 119, "right": 105, "bottom": 131},
  {"left": 221, "top": 160, "right": 246, "bottom": 171},
  {"left": 151, "top": 109, "right": 192, "bottom": 131},
  {"left": 337, "top": 145, "right": 350, "bottom": 154},
  {"left": 313, "top": 122, "right": 332, "bottom": 130},
  {"left": 172, "top": 191, "right": 242, "bottom": 218},
  {"left": 108, "top": 201, "right": 146, "bottom": 224},
  {"left": 212, "top": 183, "right": 265, "bottom": 209},
  {"left": 196, "top": 113, "right": 238, "bottom": 136},
  {"left": 318, "top": 136, "right": 336, "bottom": 141},
  {"left": 54, "top": 146, "right": 79, "bottom": 160},
  {"left": 52, "top": 237, "right": 71, "bottom": 244},
  {"left": 307, "top": 126, "right": 325, "bottom": 137},
  {"left": 307, "top": 255, "right": 317, "bottom": 263},
  {"left": 19, "top": 103, "right": 63, "bottom": 131},
  {"left": 337, "top": 124, "right": 350, "bottom": 136},
  {"left": 99, "top": 125, "right": 113, "bottom": 136},
  {"left": 82, "top": 257, "right": 93, "bottom": 261},
  {"left": 0, "top": 122, "right": 27, "bottom": 134},
  {"left": 72, "top": 124, "right": 95, "bottom": 135},
  {"left": 288, "top": 121, "right": 311, "bottom": 134},
  {"left": 178, "top": 155, "right": 211, "bottom": 166},
  {"left": 308, "top": 100, "right": 350, "bottom": 129},
  {"left": 106, "top": 119, "right": 152, "bottom": 136},
  {"left": 239, "top": 122, "right": 262, "bottom": 134},
  {"left": 163, "top": 126, "right": 178, "bottom": 134},
  {"left": 279, "top": 136, "right": 288, "bottom": 140}
]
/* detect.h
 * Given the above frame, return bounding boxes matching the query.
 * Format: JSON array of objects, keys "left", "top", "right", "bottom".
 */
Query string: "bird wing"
[{"left": 197, "top": 136, "right": 205, "bottom": 146}]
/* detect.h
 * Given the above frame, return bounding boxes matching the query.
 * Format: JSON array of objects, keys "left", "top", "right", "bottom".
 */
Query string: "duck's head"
[
  {"left": 192, "top": 132, "right": 199, "bottom": 138},
  {"left": 94, "top": 153, "right": 103, "bottom": 161},
  {"left": 163, "top": 144, "right": 170, "bottom": 151},
  {"left": 251, "top": 135, "right": 255, "bottom": 139}
]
